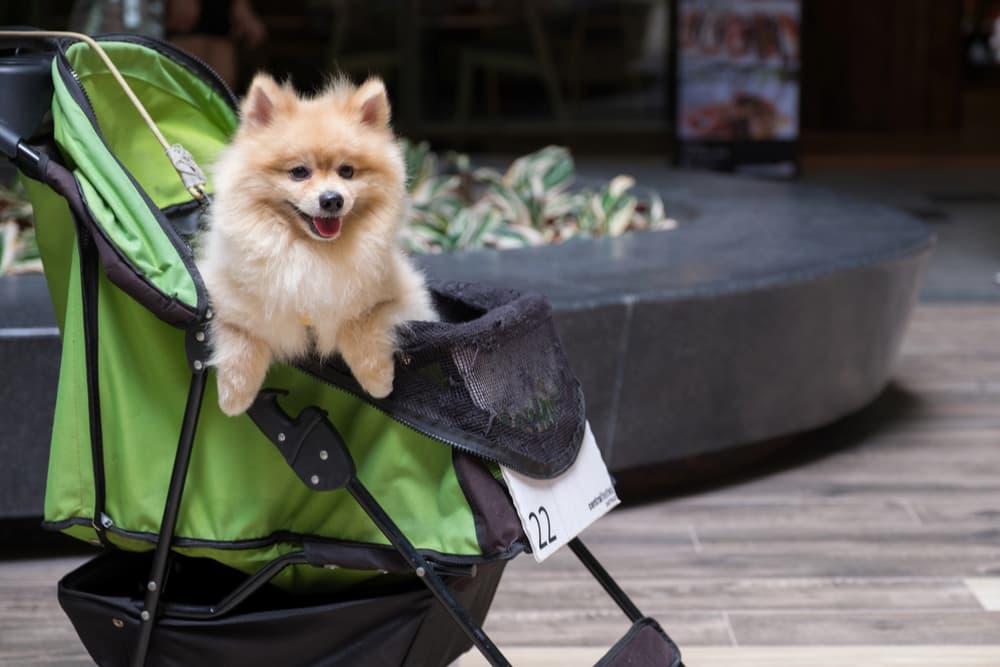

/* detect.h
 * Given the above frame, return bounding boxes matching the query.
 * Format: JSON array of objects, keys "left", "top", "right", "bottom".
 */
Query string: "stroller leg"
[
  {"left": 572, "top": 540, "right": 689, "bottom": 666},
  {"left": 131, "top": 368, "right": 208, "bottom": 667},
  {"left": 569, "top": 538, "right": 643, "bottom": 623},
  {"left": 346, "top": 478, "right": 513, "bottom": 667}
]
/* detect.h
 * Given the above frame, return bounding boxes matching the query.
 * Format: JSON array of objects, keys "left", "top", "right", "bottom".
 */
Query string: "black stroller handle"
[
  {"left": 0, "top": 122, "right": 21, "bottom": 160},
  {"left": 0, "top": 29, "right": 55, "bottom": 168}
]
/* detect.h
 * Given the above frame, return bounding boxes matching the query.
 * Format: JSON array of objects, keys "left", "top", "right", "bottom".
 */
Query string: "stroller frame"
[
  {"left": 129, "top": 338, "right": 654, "bottom": 667},
  {"left": 1, "top": 29, "right": 683, "bottom": 667}
]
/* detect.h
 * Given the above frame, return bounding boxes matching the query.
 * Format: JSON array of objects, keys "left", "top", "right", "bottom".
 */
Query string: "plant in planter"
[
  {"left": 400, "top": 143, "right": 677, "bottom": 254},
  {"left": 0, "top": 182, "right": 41, "bottom": 275},
  {"left": 0, "top": 144, "right": 676, "bottom": 275}
]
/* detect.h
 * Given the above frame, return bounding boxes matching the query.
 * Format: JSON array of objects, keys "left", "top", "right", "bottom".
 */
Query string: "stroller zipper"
[
  {"left": 78, "top": 226, "right": 111, "bottom": 546},
  {"left": 297, "top": 363, "right": 505, "bottom": 469},
  {"left": 62, "top": 57, "right": 98, "bottom": 131}
]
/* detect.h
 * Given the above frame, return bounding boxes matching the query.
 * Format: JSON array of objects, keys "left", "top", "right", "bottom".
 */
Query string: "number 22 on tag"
[{"left": 528, "top": 506, "right": 557, "bottom": 551}]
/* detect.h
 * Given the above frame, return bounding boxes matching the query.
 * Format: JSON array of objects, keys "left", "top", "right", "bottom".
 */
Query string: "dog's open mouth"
[{"left": 289, "top": 203, "right": 342, "bottom": 239}]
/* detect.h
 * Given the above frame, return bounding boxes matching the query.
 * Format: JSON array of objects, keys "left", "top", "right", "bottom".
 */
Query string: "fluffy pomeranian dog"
[{"left": 198, "top": 73, "right": 436, "bottom": 416}]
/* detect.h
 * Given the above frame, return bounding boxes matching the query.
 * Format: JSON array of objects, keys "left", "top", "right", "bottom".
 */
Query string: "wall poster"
[{"left": 675, "top": 0, "right": 801, "bottom": 177}]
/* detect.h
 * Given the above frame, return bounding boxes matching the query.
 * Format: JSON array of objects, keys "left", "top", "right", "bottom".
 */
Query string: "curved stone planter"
[
  {"left": 0, "top": 170, "right": 933, "bottom": 518},
  {"left": 418, "top": 170, "right": 934, "bottom": 480},
  {"left": 0, "top": 273, "right": 59, "bottom": 519}
]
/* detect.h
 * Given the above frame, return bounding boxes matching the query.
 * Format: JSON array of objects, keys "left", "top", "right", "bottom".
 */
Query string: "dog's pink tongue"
[{"left": 313, "top": 216, "right": 342, "bottom": 238}]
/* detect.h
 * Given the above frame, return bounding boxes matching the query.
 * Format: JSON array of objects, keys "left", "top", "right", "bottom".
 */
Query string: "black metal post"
[
  {"left": 569, "top": 538, "right": 644, "bottom": 623},
  {"left": 346, "top": 478, "right": 512, "bottom": 667},
  {"left": 130, "top": 368, "right": 207, "bottom": 667},
  {"left": 396, "top": 0, "right": 420, "bottom": 136},
  {"left": 164, "top": 551, "right": 310, "bottom": 620}
]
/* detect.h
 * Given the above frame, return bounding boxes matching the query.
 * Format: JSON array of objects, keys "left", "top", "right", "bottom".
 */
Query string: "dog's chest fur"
[{"left": 204, "top": 227, "right": 390, "bottom": 359}]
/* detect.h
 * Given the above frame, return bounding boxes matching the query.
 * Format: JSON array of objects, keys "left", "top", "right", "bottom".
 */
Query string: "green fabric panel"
[
  {"left": 46, "top": 270, "right": 480, "bottom": 592},
  {"left": 50, "top": 43, "right": 205, "bottom": 310},
  {"left": 21, "top": 178, "right": 75, "bottom": 331},
  {"left": 66, "top": 42, "right": 236, "bottom": 209},
  {"left": 43, "top": 241, "right": 96, "bottom": 526}
]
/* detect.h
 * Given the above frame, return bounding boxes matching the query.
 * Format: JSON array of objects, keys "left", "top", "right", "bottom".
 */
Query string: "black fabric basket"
[
  {"left": 307, "top": 281, "right": 587, "bottom": 479},
  {"left": 59, "top": 551, "right": 506, "bottom": 667}
]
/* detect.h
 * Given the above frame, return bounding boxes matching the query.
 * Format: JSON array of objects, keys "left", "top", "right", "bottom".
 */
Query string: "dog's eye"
[
  {"left": 288, "top": 166, "right": 311, "bottom": 181},
  {"left": 337, "top": 164, "right": 354, "bottom": 179}
]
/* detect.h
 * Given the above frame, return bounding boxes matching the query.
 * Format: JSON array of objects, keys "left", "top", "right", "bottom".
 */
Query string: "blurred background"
[
  {"left": 3, "top": 4, "right": 1000, "bottom": 663},
  {"left": 3, "top": 0, "right": 998, "bottom": 170}
]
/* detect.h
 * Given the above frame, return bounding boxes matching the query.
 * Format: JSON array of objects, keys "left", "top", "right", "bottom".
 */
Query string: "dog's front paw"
[
  {"left": 357, "top": 359, "right": 395, "bottom": 399},
  {"left": 216, "top": 370, "right": 261, "bottom": 416},
  {"left": 208, "top": 322, "right": 272, "bottom": 417}
]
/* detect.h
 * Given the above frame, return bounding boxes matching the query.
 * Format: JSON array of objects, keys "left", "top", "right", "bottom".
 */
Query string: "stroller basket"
[
  {"left": 1, "top": 30, "right": 683, "bottom": 667},
  {"left": 60, "top": 551, "right": 506, "bottom": 667}
]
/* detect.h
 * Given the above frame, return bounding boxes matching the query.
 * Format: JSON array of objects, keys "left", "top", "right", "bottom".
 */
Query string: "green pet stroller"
[{"left": 0, "top": 30, "right": 683, "bottom": 667}]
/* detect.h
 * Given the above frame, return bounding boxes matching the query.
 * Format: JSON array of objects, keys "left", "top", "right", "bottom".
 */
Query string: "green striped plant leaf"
[{"left": 398, "top": 142, "right": 677, "bottom": 253}]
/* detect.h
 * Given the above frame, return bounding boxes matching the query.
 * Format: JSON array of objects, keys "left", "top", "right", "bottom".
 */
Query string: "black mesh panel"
[{"left": 301, "top": 282, "right": 586, "bottom": 479}]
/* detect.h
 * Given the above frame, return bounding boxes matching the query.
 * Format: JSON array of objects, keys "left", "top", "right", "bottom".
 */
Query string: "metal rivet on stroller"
[{"left": 0, "top": 30, "right": 683, "bottom": 667}]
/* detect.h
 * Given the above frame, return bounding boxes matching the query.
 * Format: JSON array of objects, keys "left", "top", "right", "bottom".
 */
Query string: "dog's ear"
[
  {"left": 242, "top": 73, "right": 285, "bottom": 127},
  {"left": 354, "top": 77, "right": 390, "bottom": 128}
]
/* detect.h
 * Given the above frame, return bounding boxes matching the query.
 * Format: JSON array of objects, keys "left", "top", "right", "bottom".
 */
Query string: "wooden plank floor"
[{"left": 3, "top": 304, "right": 1000, "bottom": 666}]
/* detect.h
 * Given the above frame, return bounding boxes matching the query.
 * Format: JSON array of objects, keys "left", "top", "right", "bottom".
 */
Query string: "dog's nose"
[{"left": 319, "top": 191, "right": 344, "bottom": 213}]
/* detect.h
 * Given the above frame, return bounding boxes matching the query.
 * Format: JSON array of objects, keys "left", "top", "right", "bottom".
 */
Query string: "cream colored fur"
[{"left": 197, "top": 73, "right": 436, "bottom": 416}]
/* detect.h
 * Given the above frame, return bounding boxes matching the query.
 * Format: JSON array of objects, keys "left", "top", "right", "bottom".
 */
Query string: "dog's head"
[{"left": 222, "top": 73, "right": 405, "bottom": 244}]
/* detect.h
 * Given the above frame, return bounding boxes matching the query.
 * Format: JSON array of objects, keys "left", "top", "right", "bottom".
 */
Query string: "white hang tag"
[{"left": 501, "top": 422, "right": 619, "bottom": 563}]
